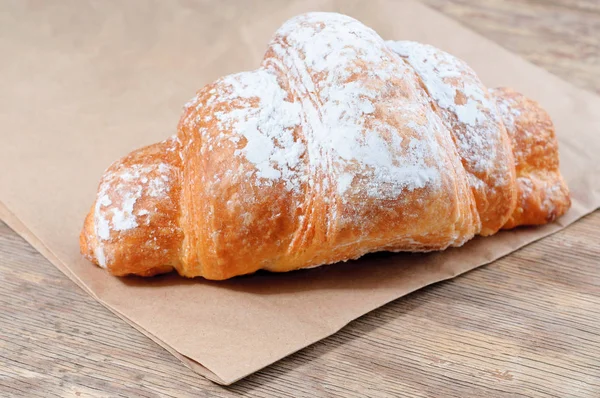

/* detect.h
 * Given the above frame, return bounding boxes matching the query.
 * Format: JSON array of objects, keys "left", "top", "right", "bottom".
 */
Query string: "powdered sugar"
[
  {"left": 336, "top": 173, "right": 354, "bottom": 195},
  {"left": 387, "top": 41, "right": 490, "bottom": 128},
  {"left": 387, "top": 40, "right": 508, "bottom": 189},
  {"left": 491, "top": 89, "right": 533, "bottom": 168},
  {"left": 542, "top": 181, "right": 563, "bottom": 214},
  {"left": 93, "top": 187, "right": 111, "bottom": 267},
  {"left": 92, "top": 161, "right": 174, "bottom": 267},
  {"left": 110, "top": 186, "right": 141, "bottom": 231},
  {"left": 147, "top": 173, "right": 169, "bottom": 197},
  {"left": 96, "top": 194, "right": 112, "bottom": 240},
  {"left": 493, "top": 91, "right": 522, "bottom": 132},
  {"left": 266, "top": 13, "right": 441, "bottom": 199},
  {"left": 518, "top": 176, "right": 533, "bottom": 197},
  {"left": 387, "top": 41, "right": 500, "bottom": 173},
  {"left": 211, "top": 70, "right": 305, "bottom": 190},
  {"left": 178, "top": 12, "right": 523, "bottom": 248},
  {"left": 183, "top": 13, "right": 443, "bottom": 201},
  {"left": 94, "top": 246, "right": 107, "bottom": 268}
]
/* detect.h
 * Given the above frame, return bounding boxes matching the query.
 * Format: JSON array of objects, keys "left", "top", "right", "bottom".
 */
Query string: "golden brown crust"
[
  {"left": 80, "top": 137, "right": 183, "bottom": 277},
  {"left": 388, "top": 41, "right": 518, "bottom": 236},
  {"left": 491, "top": 87, "right": 571, "bottom": 228},
  {"left": 79, "top": 13, "right": 571, "bottom": 280}
]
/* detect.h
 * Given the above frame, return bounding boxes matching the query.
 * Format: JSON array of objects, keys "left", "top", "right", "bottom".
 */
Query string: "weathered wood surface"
[{"left": 1, "top": 0, "right": 599, "bottom": 396}]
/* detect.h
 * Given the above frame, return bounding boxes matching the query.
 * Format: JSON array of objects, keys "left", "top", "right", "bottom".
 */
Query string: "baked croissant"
[{"left": 80, "top": 12, "right": 571, "bottom": 280}]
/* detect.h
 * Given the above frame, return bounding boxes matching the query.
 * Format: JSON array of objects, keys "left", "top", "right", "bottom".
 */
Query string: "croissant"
[{"left": 80, "top": 12, "right": 571, "bottom": 280}]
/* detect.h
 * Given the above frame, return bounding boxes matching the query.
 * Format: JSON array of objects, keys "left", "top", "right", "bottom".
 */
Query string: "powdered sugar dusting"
[
  {"left": 92, "top": 161, "right": 175, "bottom": 267},
  {"left": 518, "top": 176, "right": 533, "bottom": 197},
  {"left": 93, "top": 183, "right": 112, "bottom": 267},
  {"left": 96, "top": 194, "right": 112, "bottom": 240},
  {"left": 266, "top": 13, "right": 441, "bottom": 200},
  {"left": 178, "top": 12, "right": 522, "bottom": 250},
  {"left": 148, "top": 171, "right": 169, "bottom": 197},
  {"left": 111, "top": 187, "right": 141, "bottom": 231},
  {"left": 387, "top": 41, "right": 490, "bottom": 128},
  {"left": 492, "top": 90, "right": 528, "bottom": 161},
  {"left": 337, "top": 173, "right": 354, "bottom": 195},
  {"left": 183, "top": 13, "right": 444, "bottom": 201},
  {"left": 94, "top": 246, "right": 107, "bottom": 268},
  {"left": 387, "top": 41, "right": 506, "bottom": 183},
  {"left": 542, "top": 182, "right": 562, "bottom": 214},
  {"left": 493, "top": 91, "right": 522, "bottom": 132},
  {"left": 208, "top": 70, "right": 305, "bottom": 191}
]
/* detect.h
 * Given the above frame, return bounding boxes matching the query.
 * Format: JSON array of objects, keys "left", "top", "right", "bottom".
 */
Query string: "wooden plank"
[
  {"left": 423, "top": 0, "right": 600, "bottom": 94},
  {"left": 1, "top": 0, "right": 599, "bottom": 396}
]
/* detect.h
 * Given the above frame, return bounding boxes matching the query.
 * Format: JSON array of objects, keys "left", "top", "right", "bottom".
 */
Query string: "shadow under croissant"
[
  {"left": 116, "top": 224, "right": 547, "bottom": 296},
  {"left": 221, "top": 286, "right": 433, "bottom": 392},
  {"left": 117, "top": 249, "right": 437, "bottom": 291},
  {"left": 111, "top": 223, "right": 563, "bottom": 386}
]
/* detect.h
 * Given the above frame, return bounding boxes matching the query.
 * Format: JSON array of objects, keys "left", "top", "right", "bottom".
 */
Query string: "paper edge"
[
  {"left": 0, "top": 199, "right": 226, "bottom": 383},
  {"left": 220, "top": 211, "right": 596, "bottom": 384},
  {"left": 4, "top": 190, "right": 596, "bottom": 386}
]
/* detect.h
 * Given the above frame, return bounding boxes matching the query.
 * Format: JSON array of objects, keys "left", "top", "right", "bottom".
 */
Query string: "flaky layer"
[{"left": 492, "top": 87, "right": 571, "bottom": 228}]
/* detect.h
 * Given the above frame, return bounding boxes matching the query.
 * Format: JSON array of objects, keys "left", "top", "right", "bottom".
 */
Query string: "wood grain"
[
  {"left": 424, "top": 0, "right": 600, "bottom": 95},
  {"left": 1, "top": 0, "right": 599, "bottom": 396}
]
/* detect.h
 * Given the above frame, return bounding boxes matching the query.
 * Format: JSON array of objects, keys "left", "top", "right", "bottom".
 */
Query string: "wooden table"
[{"left": 1, "top": 1, "right": 599, "bottom": 396}]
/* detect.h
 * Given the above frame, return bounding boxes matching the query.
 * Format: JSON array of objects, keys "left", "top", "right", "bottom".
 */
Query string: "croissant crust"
[{"left": 80, "top": 13, "right": 570, "bottom": 280}]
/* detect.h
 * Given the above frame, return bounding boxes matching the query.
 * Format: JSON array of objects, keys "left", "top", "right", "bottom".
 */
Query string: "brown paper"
[{"left": 1, "top": 0, "right": 599, "bottom": 385}]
